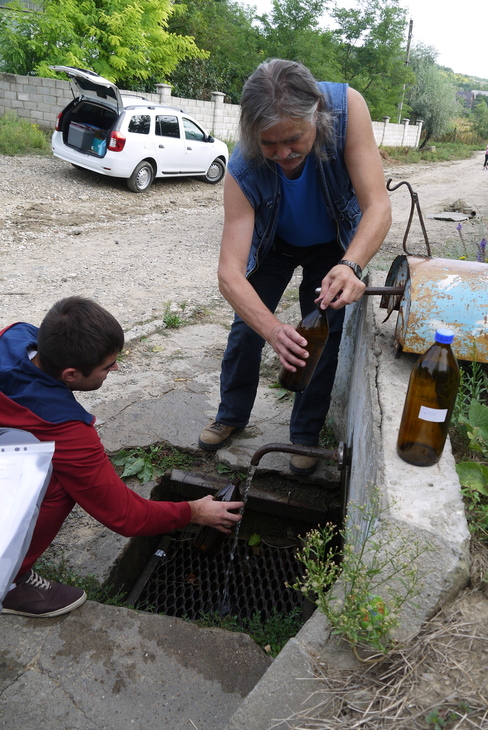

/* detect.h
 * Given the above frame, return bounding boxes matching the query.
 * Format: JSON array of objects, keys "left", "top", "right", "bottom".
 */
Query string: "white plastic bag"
[{"left": 0, "top": 432, "right": 54, "bottom": 606}]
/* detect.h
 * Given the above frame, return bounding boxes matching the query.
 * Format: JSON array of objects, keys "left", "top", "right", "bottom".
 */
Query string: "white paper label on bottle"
[{"left": 418, "top": 406, "right": 448, "bottom": 423}]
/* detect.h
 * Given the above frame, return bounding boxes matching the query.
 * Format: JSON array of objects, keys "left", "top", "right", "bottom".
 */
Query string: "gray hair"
[{"left": 238, "top": 59, "right": 335, "bottom": 161}]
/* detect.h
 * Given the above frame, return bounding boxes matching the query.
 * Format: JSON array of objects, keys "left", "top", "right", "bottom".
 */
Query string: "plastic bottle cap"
[{"left": 435, "top": 328, "right": 455, "bottom": 344}]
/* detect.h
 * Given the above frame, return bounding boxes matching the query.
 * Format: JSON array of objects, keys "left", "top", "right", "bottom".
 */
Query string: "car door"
[
  {"left": 181, "top": 117, "right": 213, "bottom": 173},
  {"left": 154, "top": 114, "right": 187, "bottom": 173}
]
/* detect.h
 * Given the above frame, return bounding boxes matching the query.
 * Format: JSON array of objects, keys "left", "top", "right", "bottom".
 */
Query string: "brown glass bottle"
[
  {"left": 397, "top": 328, "right": 460, "bottom": 467},
  {"left": 278, "top": 299, "right": 329, "bottom": 393},
  {"left": 192, "top": 480, "right": 241, "bottom": 556}
]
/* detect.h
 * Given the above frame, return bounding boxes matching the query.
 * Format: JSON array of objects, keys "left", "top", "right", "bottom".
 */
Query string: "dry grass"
[{"left": 274, "top": 546, "right": 488, "bottom": 730}]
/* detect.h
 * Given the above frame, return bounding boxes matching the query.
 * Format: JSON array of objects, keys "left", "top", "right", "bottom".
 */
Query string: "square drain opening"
[{"left": 127, "top": 526, "right": 310, "bottom": 624}]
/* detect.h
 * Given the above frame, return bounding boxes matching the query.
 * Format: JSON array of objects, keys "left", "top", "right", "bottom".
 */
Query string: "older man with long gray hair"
[{"left": 199, "top": 59, "right": 391, "bottom": 474}]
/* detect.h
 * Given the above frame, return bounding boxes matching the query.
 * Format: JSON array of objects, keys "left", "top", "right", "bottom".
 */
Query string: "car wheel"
[
  {"left": 202, "top": 158, "right": 225, "bottom": 184},
  {"left": 127, "top": 161, "right": 155, "bottom": 193}
]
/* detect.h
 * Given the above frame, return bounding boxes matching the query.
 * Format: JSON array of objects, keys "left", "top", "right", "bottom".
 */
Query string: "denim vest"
[{"left": 228, "top": 81, "right": 362, "bottom": 276}]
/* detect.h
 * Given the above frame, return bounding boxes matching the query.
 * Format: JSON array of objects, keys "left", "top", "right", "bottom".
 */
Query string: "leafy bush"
[{"left": 451, "top": 361, "right": 488, "bottom": 540}]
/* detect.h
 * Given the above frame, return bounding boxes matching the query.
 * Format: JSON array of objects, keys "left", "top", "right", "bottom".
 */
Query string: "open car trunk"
[
  {"left": 58, "top": 99, "right": 117, "bottom": 157},
  {"left": 51, "top": 66, "right": 123, "bottom": 158}
]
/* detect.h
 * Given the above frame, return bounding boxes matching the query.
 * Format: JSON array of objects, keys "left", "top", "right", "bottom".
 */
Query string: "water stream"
[{"left": 219, "top": 464, "right": 257, "bottom": 615}]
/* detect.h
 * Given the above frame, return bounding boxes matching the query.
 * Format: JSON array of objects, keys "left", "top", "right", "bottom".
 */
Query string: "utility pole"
[{"left": 397, "top": 19, "right": 413, "bottom": 123}]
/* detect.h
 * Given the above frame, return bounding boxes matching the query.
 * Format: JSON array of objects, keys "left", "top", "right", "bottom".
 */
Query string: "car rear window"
[
  {"left": 156, "top": 115, "right": 180, "bottom": 139},
  {"left": 128, "top": 115, "right": 151, "bottom": 134}
]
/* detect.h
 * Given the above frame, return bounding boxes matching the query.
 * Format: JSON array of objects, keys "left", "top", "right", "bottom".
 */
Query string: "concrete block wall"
[
  {"left": 0, "top": 72, "right": 73, "bottom": 128},
  {"left": 0, "top": 71, "right": 241, "bottom": 141},
  {"left": 372, "top": 115, "right": 423, "bottom": 147},
  {"left": 2, "top": 71, "right": 420, "bottom": 147}
]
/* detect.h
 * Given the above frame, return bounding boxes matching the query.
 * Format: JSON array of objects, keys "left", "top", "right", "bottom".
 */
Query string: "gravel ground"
[
  {"left": 1, "top": 150, "right": 486, "bottom": 332},
  {"left": 0, "top": 154, "right": 228, "bottom": 331}
]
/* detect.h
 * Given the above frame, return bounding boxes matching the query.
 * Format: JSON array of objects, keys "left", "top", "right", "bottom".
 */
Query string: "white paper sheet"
[{"left": 0, "top": 439, "right": 54, "bottom": 605}]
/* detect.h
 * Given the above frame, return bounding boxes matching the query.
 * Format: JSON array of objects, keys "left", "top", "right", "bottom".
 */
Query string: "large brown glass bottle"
[
  {"left": 278, "top": 296, "right": 329, "bottom": 393},
  {"left": 397, "top": 328, "right": 460, "bottom": 467},
  {"left": 192, "top": 480, "right": 241, "bottom": 557}
]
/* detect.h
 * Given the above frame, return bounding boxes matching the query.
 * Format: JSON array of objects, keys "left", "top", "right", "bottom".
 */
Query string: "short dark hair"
[
  {"left": 37, "top": 297, "right": 124, "bottom": 378},
  {"left": 239, "top": 58, "right": 335, "bottom": 161}
]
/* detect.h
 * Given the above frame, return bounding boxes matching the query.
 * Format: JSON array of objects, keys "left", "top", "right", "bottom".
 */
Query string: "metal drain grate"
[{"left": 131, "top": 527, "right": 307, "bottom": 623}]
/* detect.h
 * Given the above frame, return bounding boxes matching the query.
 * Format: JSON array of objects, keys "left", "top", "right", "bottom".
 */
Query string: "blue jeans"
[{"left": 216, "top": 238, "right": 345, "bottom": 446}]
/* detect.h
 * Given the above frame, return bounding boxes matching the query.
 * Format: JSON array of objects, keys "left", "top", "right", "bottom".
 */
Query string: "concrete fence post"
[
  {"left": 415, "top": 119, "right": 424, "bottom": 147},
  {"left": 381, "top": 116, "right": 390, "bottom": 146},
  {"left": 211, "top": 91, "right": 225, "bottom": 136},
  {"left": 401, "top": 118, "right": 410, "bottom": 146},
  {"left": 155, "top": 83, "right": 172, "bottom": 105}
]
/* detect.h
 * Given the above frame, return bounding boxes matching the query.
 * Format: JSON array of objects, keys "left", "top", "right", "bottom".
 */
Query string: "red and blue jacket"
[{"left": 0, "top": 322, "right": 191, "bottom": 537}]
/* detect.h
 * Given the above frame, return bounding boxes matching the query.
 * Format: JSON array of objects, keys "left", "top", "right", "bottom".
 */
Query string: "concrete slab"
[{"left": 0, "top": 601, "right": 272, "bottom": 730}]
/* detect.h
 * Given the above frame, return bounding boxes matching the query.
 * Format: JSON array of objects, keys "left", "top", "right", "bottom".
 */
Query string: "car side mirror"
[{"left": 206, "top": 134, "right": 214, "bottom": 143}]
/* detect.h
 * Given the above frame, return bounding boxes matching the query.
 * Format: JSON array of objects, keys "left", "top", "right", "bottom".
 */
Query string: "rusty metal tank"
[
  {"left": 371, "top": 179, "right": 488, "bottom": 363},
  {"left": 380, "top": 254, "right": 488, "bottom": 362}
]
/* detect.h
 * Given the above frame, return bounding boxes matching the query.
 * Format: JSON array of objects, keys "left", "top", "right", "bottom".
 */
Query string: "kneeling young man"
[{"left": 0, "top": 296, "right": 242, "bottom": 617}]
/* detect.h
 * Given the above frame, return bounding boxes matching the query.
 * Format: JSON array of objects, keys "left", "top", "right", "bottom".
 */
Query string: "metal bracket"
[{"left": 386, "top": 178, "right": 432, "bottom": 257}]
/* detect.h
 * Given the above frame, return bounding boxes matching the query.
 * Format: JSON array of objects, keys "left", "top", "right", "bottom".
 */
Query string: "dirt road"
[{"left": 1, "top": 150, "right": 486, "bottom": 331}]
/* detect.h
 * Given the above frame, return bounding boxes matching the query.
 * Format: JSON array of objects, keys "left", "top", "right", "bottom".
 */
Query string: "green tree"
[
  {"left": 257, "top": 0, "right": 342, "bottom": 82},
  {"left": 408, "top": 44, "right": 462, "bottom": 148},
  {"left": 329, "top": 0, "right": 413, "bottom": 119},
  {"left": 0, "top": 0, "right": 206, "bottom": 88},
  {"left": 471, "top": 99, "right": 488, "bottom": 140},
  {"left": 166, "top": 0, "right": 264, "bottom": 102}
]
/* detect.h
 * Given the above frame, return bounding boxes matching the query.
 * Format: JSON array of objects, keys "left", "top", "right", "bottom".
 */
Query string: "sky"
[{"left": 243, "top": 0, "right": 488, "bottom": 82}]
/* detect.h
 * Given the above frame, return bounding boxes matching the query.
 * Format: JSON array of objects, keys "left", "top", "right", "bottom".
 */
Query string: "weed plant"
[
  {"left": 162, "top": 301, "right": 184, "bottom": 328},
  {"left": 0, "top": 111, "right": 51, "bottom": 155},
  {"left": 451, "top": 361, "right": 488, "bottom": 542},
  {"left": 34, "top": 555, "right": 126, "bottom": 605},
  {"left": 111, "top": 444, "right": 194, "bottom": 483},
  {"left": 293, "top": 489, "right": 427, "bottom": 655},
  {"left": 194, "top": 607, "right": 302, "bottom": 657}
]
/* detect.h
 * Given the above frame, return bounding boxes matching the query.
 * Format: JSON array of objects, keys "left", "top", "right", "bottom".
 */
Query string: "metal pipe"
[
  {"left": 250, "top": 442, "right": 347, "bottom": 468},
  {"left": 363, "top": 286, "right": 405, "bottom": 296}
]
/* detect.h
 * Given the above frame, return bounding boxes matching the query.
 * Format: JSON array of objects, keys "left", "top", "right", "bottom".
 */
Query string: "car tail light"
[
  {"left": 55, "top": 112, "right": 63, "bottom": 131},
  {"left": 108, "top": 131, "right": 126, "bottom": 152}
]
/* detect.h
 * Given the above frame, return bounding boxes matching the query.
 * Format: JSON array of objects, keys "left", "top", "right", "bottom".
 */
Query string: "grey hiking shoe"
[
  {"left": 290, "top": 447, "right": 319, "bottom": 476},
  {"left": 198, "top": 421, "right": 242, "bottom": 451},
  {"left": 2, "top": 569, "right": 87, "bottom": 618}
]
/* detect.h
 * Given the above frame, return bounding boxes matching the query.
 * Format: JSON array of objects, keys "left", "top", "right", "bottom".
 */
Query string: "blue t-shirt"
[{"left": 276, "top": 154, "right": 336, "bottom": 246}]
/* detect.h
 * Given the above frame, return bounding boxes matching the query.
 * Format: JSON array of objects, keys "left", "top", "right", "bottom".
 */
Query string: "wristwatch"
[{"left": 338, "top": 259, "right": 362, "bottom": 280}]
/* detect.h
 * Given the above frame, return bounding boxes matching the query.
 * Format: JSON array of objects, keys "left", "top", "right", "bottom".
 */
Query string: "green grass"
[
  {"left": 382, "top": 141, "right": 480, "bottom": 164},
  {"left": 194, "top": 607, "right": 303, "bottom": 657},
  {"left": 33, "top": 555, "right": 126, "bottom": 605},
  {"left": 0, "top": 111, "right": 51, "bottom": 155}
]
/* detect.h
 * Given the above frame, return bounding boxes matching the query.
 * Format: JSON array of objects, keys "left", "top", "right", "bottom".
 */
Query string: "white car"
[{"left": 51, "top": 66, "right": 229, "bottom": 192}]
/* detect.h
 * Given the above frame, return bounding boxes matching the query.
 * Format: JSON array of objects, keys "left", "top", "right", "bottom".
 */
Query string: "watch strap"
[{"left": 338, "top": 259, "right": 362, "bottom": 279}]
